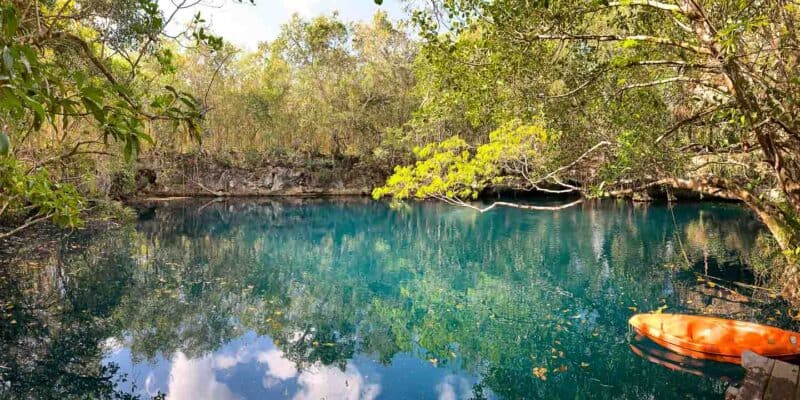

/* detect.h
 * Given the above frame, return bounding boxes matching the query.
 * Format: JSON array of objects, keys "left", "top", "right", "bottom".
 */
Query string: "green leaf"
[
  {"left": 81, "top": 97, "right": 105, "bottom": 123},
  {"left": 0, "top": 132, "right": 9, "bottom": 156},
  {"left": 124, "top": 138, "right": 134, "bottom": 161},
  {"left": 2, "top": 7, "right": 18, "bottom": 39},
  {"left": 81, "top": 86, "right": 105, "bottom": 103},
  {"left": 137, "top": 131, "right": 154, "bottom": 144}
]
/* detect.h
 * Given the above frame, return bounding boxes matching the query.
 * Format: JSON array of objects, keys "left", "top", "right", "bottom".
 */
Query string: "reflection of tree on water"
[
  {"left": 0, "top": 199, "right": 788, "bottom": 399},
  {"left": 0, "top": 227, "right": 149, "bottom": 399}
]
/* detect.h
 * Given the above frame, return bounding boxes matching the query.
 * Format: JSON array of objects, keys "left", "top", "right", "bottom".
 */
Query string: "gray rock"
[
  {"left": 271, "top": 173, "right": 286, "bottom": 191},
  {"left": 261, "top": 173, "right": 274, "bottom": 188}
]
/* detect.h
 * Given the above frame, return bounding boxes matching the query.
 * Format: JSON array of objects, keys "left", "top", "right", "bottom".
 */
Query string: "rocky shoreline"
[{"left": 125, "top": 152, "right": 390, "bottom": 199}]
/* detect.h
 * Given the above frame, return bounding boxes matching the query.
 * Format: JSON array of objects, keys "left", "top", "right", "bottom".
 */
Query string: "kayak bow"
[{"left": 628, "top": 313, "right": 800, "bottom": 364}]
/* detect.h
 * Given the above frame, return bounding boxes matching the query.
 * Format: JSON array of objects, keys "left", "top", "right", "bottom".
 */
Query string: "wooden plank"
[
  {"left": 764, "top": 359, "right": 799, "bottom": 400},
  {"left": 739, "top": 351, "right": 777, "bottom": 400},
  {"left": 795, "top": 364, "right": 800, "bottom": 400}
]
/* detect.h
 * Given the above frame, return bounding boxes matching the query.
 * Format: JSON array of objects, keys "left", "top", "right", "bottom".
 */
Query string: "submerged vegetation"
[{"left": 0, "top": 1, "right": 799, "bottom": 300}]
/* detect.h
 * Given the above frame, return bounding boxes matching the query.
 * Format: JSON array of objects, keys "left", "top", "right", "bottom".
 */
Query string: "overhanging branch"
[
  {"left": 655, "top": 106, "right": 721, "bottom": 144},
  {"left": 531, "top": 34, "right": 711, "bottom": 55},
  {"left": 606, "top": 0, "right": 682, "bottom": 12},
  {"left": 434, "top": 196, "right": 584, "bottom": 213}
]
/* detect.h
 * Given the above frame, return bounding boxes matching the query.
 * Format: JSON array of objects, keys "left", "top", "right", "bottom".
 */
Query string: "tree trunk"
[{"left": 682, "top": 0, "right": 800, "bottom": 218}]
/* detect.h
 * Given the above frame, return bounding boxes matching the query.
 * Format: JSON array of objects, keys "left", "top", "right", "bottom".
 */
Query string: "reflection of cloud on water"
[
  {"left": 101, "top": 337, "right": 125, "bottom": 354},
  {"left": 256, "top": 347, "right": 381, "bottom": 399},
  {"left": 436, "top": 374, "right": 472, "bottom": 400},
  {"left": 106, "top": 332, "right": 486, "bottom": 399},
  {"left": 167, "top": 353, "right": 240, "bottom": 400},
  {"left": 144, "top": 372, "right": 159, "bottom": 398},
  {"left": 212, "top": 339, "right": 273, "bottom": 370},
  {"left": 259, "top": 349, "right": 298, "bottom": 379},
  {"left": 257, "top": 348, "right": 297, "bottom": 386},
  {"left": 158, "top": 335, "right": 381, "bottom": 400},
  {"left": 294, "top": 363, "right": 381, "bottom": 400}
]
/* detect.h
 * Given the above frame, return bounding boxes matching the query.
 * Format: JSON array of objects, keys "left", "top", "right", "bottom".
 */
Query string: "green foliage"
[
  {"left": 0, "top": 3, "right": 202, "bottom": 159},
  {"left": 0, "top": 158, "right": 84, "bottom": 228},
  {"left": 0, "top": 0, "right": 229, "bottom": 233},
  {"left": 0, "top": 132, "right": 8, "bottom": 156},
  {"left": 167, "top": 11, "right": 418, "bottom": 157},
  {"left": 373, "top": 119, "right": 557, "bottom": 200}
]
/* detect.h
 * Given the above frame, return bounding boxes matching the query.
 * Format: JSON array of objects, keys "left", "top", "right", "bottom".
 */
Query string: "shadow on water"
[{"left": 0, "top": 198, "right": 796, "bottom": 399}]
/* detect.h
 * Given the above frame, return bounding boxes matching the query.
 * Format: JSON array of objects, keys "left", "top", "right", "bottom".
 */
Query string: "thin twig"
[{"left": 0, "top": 213, "right": 54, "bottom": 240}]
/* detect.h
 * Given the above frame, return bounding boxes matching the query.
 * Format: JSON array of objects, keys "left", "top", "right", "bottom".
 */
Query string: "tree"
[
  {"left": 0, "top": 0, "right": 249, "bottom": 236},
  {"left": 378, "top": 0, "right": 800, "bottom": 259}
]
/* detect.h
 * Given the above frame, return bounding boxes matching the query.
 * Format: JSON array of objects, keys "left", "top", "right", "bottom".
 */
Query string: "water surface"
[{"left": 0, "top": 198, "right": 793, "bottom": 399}]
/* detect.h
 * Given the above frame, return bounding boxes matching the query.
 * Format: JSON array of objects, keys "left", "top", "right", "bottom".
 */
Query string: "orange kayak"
[{"left": 628, "top": 313, "right": 800, "bottom": 364}]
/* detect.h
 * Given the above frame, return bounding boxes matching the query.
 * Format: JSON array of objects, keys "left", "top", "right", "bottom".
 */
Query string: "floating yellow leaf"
[
  {"left": 532, "top": 367, "right": 548, "bottom": 381},
  {"left": 580, "top": 362, "right": 590, "bottom": 368},
  {"left": 628, "top": 306, "right": 637, "bottom": 312}
]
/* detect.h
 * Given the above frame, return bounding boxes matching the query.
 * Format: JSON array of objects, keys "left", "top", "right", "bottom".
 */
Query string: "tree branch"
[
  {"left": 655, "top": 106, "right": 721, "bottom": 144},
  {"left": 536, "top": 67, "right": 606, "bottom": 99},
  {"left": 537, "top": 141, "right": 611, "bottom": 184},
  {"left": 0, "top": 213, "right": 54, "bottom": 240},
  {"left": 605, "top": 176, "right": 749, "bottom": 203},
  {"left": 531, "top": 34, "right": 711, "bottom": 55},
  {"left": 617, "top": 76, "right": 709, "bottom": 93},
  {"left": 606, "top": 0, "right": 682, "bottom": 12},
  {"left": 435, "top": 196, "right": 584, "bottom": 213},
  {"left": 29, "top": 140, "right": 105, "bottom": 171},
  {"left": 623, "top": 60, "right": 718, "bottom": 70},
  {"left": 48, "top": 32, "right": 148, "bottom": 115}
]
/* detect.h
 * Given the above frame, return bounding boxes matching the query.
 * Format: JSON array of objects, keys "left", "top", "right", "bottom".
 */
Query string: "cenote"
[{"left": 1, "top": 198, "right": 797, "bottom": 399}]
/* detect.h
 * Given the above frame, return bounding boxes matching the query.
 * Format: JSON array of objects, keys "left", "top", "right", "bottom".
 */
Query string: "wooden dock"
[{"left": 726, "top": 351, "right": 800, "bottom": 400}]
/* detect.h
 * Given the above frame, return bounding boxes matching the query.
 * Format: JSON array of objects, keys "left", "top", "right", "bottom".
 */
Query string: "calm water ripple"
[{"left": 0, "top": 198, "right": 795, "bottom": 399}]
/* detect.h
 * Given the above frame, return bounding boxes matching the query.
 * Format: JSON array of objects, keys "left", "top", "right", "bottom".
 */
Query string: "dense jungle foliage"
[{"left": 1, "top": 1, "right": 800, "bottom": 300}]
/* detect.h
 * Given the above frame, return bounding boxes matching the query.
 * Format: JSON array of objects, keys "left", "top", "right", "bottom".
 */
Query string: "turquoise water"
[{"left": 0, "top": 198, "right": 794, "bottom": 399}]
